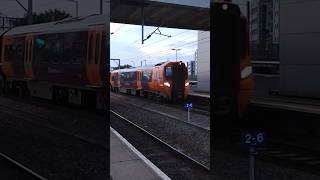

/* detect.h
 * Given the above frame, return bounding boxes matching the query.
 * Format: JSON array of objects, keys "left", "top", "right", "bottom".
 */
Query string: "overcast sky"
[{"left": 110, "top": 23, "right": 201, "bottom": 68}]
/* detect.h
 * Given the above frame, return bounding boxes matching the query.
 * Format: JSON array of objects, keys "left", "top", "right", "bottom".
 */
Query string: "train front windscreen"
[{"left": 165, "top": 62, "right": 187, "bottom": 100}]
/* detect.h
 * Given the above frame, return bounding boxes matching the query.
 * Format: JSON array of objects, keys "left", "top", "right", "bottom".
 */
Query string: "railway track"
[
  {"left": 110, "top": 110, "right": 211, "bottom": 180},
  {"left": 111, "top": 91, "right": 210, "bottom": 116},
  {"left": 0, "top": 98, "right": 109, "bottom": 179},
  {"left": 0, "top": 152, "right": 47, "bottom": 180},
  {"left": 254, "top": 140, "right": 320, "bottom": 175},
  {"left": 0, "top": 103, "right": 108, "bottom": 150},
  {"left": 111, "top": 92, "right": 210, "bottom": 131},
  {"left": 117, "top": 98, "right": 209, "bottom": 131},
  {"left": 111, "top": 94, "right": 210, "bottom": 166}
]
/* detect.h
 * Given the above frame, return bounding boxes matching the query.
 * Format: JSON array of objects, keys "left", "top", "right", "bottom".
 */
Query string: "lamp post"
[
  {"left": 67, "top": 0, "right": 78, "bottom": 17},
  {"left": 171, "top": 48, "right": 181, "bottom": 62}
]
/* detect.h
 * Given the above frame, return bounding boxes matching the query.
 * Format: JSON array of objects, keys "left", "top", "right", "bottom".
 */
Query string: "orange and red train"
[
  {"left": 0, "top": 4, "right": 254, "bottom": 117},
  {"left": 0, "top": 14, "right": 108, "bottom": 109},
  {"left": 110, "top": 61, "right": 189, "bottom": 101}
]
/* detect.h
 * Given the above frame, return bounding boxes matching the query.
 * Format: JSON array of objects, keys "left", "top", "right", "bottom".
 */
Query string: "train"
[
  {"left": 212, "top": 1, "right": 254, "bottom": 118},
  {"left": 0, "top": 2, "right": 253, "bottom": 117},
  {"left": 110, "top": 61, "right": 189, "bottom": 101},
  {"left": 0, "top": 14, "right": 108, "bottom": 109}
]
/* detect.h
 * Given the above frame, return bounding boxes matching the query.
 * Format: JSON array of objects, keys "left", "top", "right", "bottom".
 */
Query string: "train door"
[
  {"left": 137, "top": 71, "right": 142, "bottom": 90},
  {"left": 172, "top": 63, "right": 186, "bottom": 99},
  {"left": 153, "top": 68, "right": 160, "bottom": 91},
  {"left": 86, "top": 29, "right": 102, "bottom": 87},
  {"left": 24, "top": 35, "right": 34, "bottom": 80}
]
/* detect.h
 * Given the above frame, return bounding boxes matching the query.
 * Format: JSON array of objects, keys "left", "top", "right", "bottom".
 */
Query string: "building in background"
[
  {"left": 196, "top": 31, "right": 210, "bottom": 93},
  {"left": 279, "top": 0, "right": 320, "bottom": 98},
  {"left": 187, "top": 60, "right": 197, "bottom": 81},
  {"left": 249, "top": 0, "right": 279, "bottom": 61}
]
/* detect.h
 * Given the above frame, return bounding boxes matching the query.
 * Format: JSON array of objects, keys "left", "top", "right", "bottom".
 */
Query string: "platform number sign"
[
  {"left": 185, "top": 103, "right": 193, "bottom": 109},
  {"left": 241, "top": 132, "right": 266, "bottom": 147},
  {"left": 185, "top": 103, "right": 192, "bottom": 122}
]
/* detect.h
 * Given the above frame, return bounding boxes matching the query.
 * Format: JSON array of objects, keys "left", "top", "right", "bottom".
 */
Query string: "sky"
[{"left": 110, "top": 23, "right": 202, "bottom": 68}]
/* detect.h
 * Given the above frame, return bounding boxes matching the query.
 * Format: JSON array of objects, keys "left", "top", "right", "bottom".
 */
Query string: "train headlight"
[
  {"left": 164, "top": 82, "right": 171, "bottom": 87},
  {"left": 241, "top": 66, "right": 252, "bottom": 79},
  {"left": 185, "top": 82, "right": 189, "bottom": 87}
]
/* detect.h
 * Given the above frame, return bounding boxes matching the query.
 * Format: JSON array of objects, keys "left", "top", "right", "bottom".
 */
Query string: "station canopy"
[{"left": 110, "top": 0, "right": 210, "bottom": 31}]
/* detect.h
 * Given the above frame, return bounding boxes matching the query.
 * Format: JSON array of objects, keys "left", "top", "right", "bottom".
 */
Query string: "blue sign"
[
  {"left": 185, "top": 103, "right": 193, "bottom": 109},
  {"left": 241, "top": 132, "right": 266, "bottom": 147}
]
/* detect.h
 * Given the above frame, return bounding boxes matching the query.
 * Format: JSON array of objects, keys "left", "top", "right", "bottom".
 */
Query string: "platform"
[
  {"left": 189, "top": 90, "right": 320, "bottom": 115},
  {"left": 188, "top": 91, "right": 210, "bottom": 99},
  {"left": 110, "top": 127, "right": 170, "bottom": 180},
  {"left": 251, "top": 96, "right": 320, "bottom": 115}
]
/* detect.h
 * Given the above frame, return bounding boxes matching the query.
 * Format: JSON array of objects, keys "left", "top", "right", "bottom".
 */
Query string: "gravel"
[
  {"left": 0, "top": 96, "right": 109, "bottom": 179},
  {"left": 110, "top": 93, "right": 210, "bottom": 168}
]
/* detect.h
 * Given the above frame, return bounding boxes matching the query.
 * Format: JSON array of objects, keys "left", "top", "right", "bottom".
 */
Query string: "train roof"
[
  {"left": 110, "top": 61, "right": 185, "bottom": 73},
  {"left": 4, "top": 14, "right": 107, "bottom": 36}
]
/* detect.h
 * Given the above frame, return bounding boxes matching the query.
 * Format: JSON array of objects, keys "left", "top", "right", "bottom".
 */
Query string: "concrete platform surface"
[
  {"left": 189, "top": 89, "right": 320, "bottom": 115},
  {"left": 252, "top": 96, "right": 320, "bottom": 115},
  {"left": 189, "top": 91, "right": 210, "bottom": 98},
  {"left": 110, "top": 127, "right": 170, "bottom": 180}
]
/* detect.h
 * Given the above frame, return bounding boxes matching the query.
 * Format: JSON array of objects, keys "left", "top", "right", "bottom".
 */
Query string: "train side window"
[
  {"left": 24, "top": 39, "right": 29, "bottom": 63},
  {"left": 120, "top": 72, "right": 126, "bottom": 81},
  {"left": 24, "top": 41, "right": 27, "bottom": 62},
  {"left": 52, "top": 40, "right": 62, "bottom": 64},
  {"left": 13, "top": 44, "right": 21, "bottom": 63},
  {"left": 165, "top": 67, "right": 172, "bottom": 79},
  {"left": 62, "top": 34, "right": 73, "bottom": 64},
  {"left": 25, "top": 40, "right": 29, "bottom": 62},
  {"left": 15, "top": 42, "right": 24, "bottom": 64},
  {"left": 4, "top": 45, "right": 13, "bottom": 62},
  {"left": 95, "top": 33, "right": 100, "bottom": 64},
  {"left": 142, "top": 71, "right": 149, "bottom": 82},
  {"left": 29, "top": 40, "right": 33, "bottom": 63},
  {"left": 30, "top": 40, "right": 34, "bottom": 63},
  {"left": 35, "top": 36, "right": 47, "bottom": 64},
  {"left": 88, "top": 34, "right": 94, "bottom": 64},
  {"left": 28, "top": 40, "right": 32, "bottom": 63},
  {"left": 72, "top": 40, "right": 85, "bottom": 64},
  {"left": 130, "top": 72, "right": 135, "bottom": 81}
]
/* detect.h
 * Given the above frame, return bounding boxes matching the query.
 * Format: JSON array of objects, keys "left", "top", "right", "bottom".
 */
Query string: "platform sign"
[
  {"left": 241, "top": 132, "right": 266, "bottom": 147},
  {"left": 185, "top": 103, "right": 193, "bottom": 109},
  {"left": 185, "top": 103, "right": 192, "bottom": 122},
  {"left": 240, "top": 131, "right": 266, "bottom": 180}
]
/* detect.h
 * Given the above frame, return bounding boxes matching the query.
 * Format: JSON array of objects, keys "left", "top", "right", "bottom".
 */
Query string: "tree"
[{"left": 22, "top": 9, "right": 71, "bottom": 25}]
